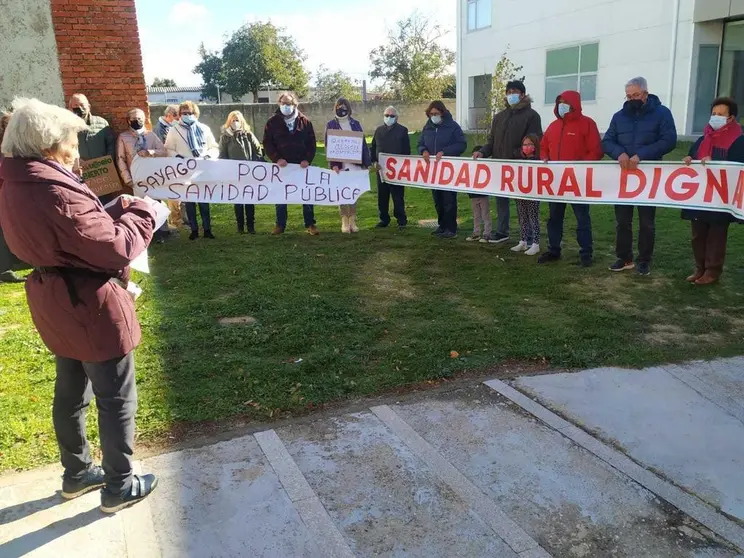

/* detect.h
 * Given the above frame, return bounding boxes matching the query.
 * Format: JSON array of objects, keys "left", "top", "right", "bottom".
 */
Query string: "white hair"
[
  {"left": 384, "top": 105, "right": 399, "bottom": 116},
  {"left": 1, "top": 98, "right": 88, "bottom": 158},
  {"left": 625, "top": 77, "right": 648, "bottom": 91},
  {"left": 127, "top": 108, "right": 145, "bottom": 119},
  {"left": 164, "top": 104, "right": 179, "bottom": 117}
]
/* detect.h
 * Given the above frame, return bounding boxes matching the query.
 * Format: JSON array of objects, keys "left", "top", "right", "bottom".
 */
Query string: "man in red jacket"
[{"left": 537, "top": 90, "right": 603, "bottom": 267}]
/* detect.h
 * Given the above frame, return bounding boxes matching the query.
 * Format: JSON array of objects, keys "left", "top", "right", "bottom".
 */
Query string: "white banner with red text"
[
  {"left": 378, "top": 154, "right": 744, "bottom": 219},
  {"left": 130, "top": 157, "right": 371, "bottom": 205}
]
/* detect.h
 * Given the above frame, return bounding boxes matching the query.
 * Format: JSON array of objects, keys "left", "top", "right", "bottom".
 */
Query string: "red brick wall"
[{"left": 50, "top": 0, "right": 149, "bottom": 132}]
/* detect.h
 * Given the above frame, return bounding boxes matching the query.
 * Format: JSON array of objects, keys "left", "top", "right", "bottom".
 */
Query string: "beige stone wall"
[
  {"left": 151, "top": 99, "right": 459, "bottom": 138},
  {"left": 0, "top": 0, "right": 64, "bottom": 108}
]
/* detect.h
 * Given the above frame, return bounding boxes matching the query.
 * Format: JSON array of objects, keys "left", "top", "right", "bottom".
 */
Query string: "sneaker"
[
  {"left": 465, "top": 234, "right": 481, "bottom": 242},
  {"left": 62, "top": 465, "right": 105, "bottom": 500},
  {"left": 188, "top": 231, "right": 198, "bottom": 241},
  {"left": 271, "top": 227, "right": 285, "bottom": 236},
  {"left": 609, "top": 259, "right": 635, "bottom": 272},
  {"left": 488, "top": 233, "right": 509, "bottom": 244},
  {"left": 537, "top": 252, "right": 561, "bottom": 264},
  {"left": 375, "top": 221, "right": 389, "bottom": 228},
  {"left": 0, "top": 271, "right": 25, "bottom": 283},
  {"left": 511, "top": 241, "right": 528, "bottom": 252},
  {"left": 100, "top": 474, "right": 158, "bottom": 514},
  {"left": 203, "top": 230, "right": 216, "bottom": 240},
  {"left": 439, "top": 231, "right": 457, "bottom": 239},
  {"left": 524, "top": 243, "right": 540, "bottom": 256},
  {"left": 431, "top": 227, "right": 445, "bottom": 236},
  {"left": 478, "top": 235, "right": 490, "bottom": 244},
  {"left": 637, "top": 262, "right": 651, "bottom": 276},
  {"left": 306, "top": 225, "right": 320, "bottom": 236}
]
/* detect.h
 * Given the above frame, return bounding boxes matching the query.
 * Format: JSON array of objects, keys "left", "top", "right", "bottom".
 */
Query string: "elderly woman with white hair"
[
  {"left": 370, "top": 105, "right": 411, "bottom": 229},
  {"left": 0, "top": 98, "right": 159, "bottom": 513}
]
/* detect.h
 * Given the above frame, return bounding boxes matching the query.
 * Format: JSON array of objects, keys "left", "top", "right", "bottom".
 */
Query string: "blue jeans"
[
  {"left": 275, "top": 204, "right": 316, "bottom": 230},
  {"left": 185, "top": 202, "right": 211, "bottom": 232},
  {"left": 547, "top": 202, "right": 593, "bottom": 258}
]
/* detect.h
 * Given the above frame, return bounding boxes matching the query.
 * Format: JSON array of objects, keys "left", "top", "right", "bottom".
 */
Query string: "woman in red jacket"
[
  {"left": 0, "top": 98, "right": 159, "bottom": 513},
  {"left": 537, "top": 90, "right": 604, "bottom": 267}
]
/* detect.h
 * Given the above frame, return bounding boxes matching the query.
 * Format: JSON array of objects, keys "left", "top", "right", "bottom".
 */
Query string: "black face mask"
[
  {"left": 72, "top": 107, "right": 87, "bottom": 118},
  {"left": 628, "top": 99, "right": 644, "bottom": 111},
  {"left": 130, "top": 120, "right": 144, "bottom": 130},
  {"left": 336, "top": 107, "right": 349, "bottom": 118}
]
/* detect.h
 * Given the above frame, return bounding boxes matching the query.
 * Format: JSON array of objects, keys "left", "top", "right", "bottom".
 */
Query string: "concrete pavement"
[{"left": 1, "top": 358, "right": 743, "bottom": 557}]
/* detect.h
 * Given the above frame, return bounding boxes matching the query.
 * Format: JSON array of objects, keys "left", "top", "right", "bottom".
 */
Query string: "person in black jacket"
[
  {"left": 682, "top": 97, "right": 744, "bottom": 285},
  {"left": 371, "top": 106, "right": 410, "bottom": 229}
]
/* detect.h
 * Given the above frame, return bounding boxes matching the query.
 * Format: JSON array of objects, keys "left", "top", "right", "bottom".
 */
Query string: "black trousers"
[
  {"left": 54, "top": 352, "right": 137, "bottom": 496},
  {"left": 432, "top": 190, "right": 458, "bottom": 233},
  {"left": 377, "top": 178, "right": 407, "bottom": 226},
  {"left": 234, "top": 204, "right": 255, "bottom": 232},
  {"left": 614, "top": 205, "right": 656, "bottom": 264}
]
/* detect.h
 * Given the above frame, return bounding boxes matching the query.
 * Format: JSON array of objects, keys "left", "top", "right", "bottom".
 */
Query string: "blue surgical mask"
[
  {"left": 558, "top": 103, "right": 571, "bottom": 118},
  {"left": 181, "top": 115, "right": 196, "bottom": 125},
  {"left": 280, "top": 104, "right": 295, "bottom": 116},
  {"left": 709, "top": 115, "right": 728, "bottom": 131},
  {"left": 507, "top": 94, "right": 521, "bottom": 106},
  {"left": 384, "top": 116, "right": 397, "bottom": 127},
  {"left": 431, "top": 115, "right": 442, "bottom": 125}
]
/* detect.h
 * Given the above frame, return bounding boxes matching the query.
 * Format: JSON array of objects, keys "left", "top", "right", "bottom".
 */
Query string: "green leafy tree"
[
  {"left": 220, "top": 22, "right": 309, "bottom": 101},
  {"left": 151, "top": 77, "right": 177, "bottom": 88},
  {"left": 313, "top": 65, "right": 362, "bottom": 102},
  {"left": 194, "top": 43, "right": 226, "bottom": 102},
  {"left": 369, "top": 12, "right": 455, "bottom": 101},
  {"left": 476, "top": 50, "right": 525, "bottom": 141}
]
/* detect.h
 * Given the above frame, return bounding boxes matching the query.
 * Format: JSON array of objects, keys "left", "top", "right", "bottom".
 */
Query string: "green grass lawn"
[{"left": 3, "top": 135, "right": 744, "bottom": 472}]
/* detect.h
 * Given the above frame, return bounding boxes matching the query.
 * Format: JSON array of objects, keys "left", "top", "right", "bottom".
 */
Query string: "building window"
[
  {"left": 467, "top": 0, "right": 491, "bottom": 32},
  {"left": 165, "top": 97, "right": 180, "bottom": 104},
  {"left": 545, "top": 42, "right": 599, "bottom": 103}
]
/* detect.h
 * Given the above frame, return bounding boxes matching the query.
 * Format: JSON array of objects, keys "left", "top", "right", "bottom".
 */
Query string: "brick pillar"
[{"left": 49, "top": 0, "right": 149, "bottom": 132}]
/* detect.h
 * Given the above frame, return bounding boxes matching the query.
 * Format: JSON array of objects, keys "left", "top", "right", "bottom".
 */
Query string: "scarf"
[
  {"left": 284, "top": 108, "right": 299, "bottom": 132},
  {"left": 181, "top": 120, "right": 205, "bottom": 157},
  {"left": 697, "top": 119, "right": 742, "bottom": 160},
  {"left": 134, "top": 130, "right": 148, "bottom": 154}
]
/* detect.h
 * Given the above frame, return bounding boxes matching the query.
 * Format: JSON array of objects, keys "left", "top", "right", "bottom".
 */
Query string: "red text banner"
[{"left": 378, "top": 154, "right": 744, "bottom": 219}]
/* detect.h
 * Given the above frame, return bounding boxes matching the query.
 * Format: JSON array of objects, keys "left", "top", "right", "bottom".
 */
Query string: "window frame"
[
  {"left": 544, "top": 42, "right": 599, "bottom": 105},
  {"left": 466, "top": 0, "right": 492, "bottom": 33}
]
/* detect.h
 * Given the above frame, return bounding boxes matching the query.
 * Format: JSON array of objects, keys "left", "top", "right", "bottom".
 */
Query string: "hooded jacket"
[
  {"left": 417, "top": 112, "right": 467, "bottom": 157},
  {"left": 478, "top": 96, "right": 542, "bottom": 159},
  {"left": 540, "top": 91, "right": 603, "bottom": 162},
  {"left": 602, "top": 94, "right": 678, "bottom": 161}
]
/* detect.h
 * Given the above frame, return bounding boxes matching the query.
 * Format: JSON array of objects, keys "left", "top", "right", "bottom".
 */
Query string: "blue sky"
[{"left": 135, "top": 0, "right": 455, "bottom": 89}]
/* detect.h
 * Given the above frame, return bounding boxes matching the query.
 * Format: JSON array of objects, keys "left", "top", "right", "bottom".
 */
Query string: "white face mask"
[
  {"left": 709, "top": 115, "right": 729, "bottom": 131},
  {"left": 231, "top": 121, "right": 242, "bottom": 131},
  {"left": 384, "top": 116, "right": 397, "bottom": 127},
  {"left": 280, "top": 104, "right": 295, "bottom": 117}
]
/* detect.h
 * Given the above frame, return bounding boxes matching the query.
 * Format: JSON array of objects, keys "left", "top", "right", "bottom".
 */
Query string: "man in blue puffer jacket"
[{"left": 603, "top": 77, "right": 677, "bottom": 276}]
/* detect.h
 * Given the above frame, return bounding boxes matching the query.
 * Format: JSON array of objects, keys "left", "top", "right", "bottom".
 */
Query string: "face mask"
[
  {"left": 384, "top": 116, "right": 397, "bottom": 127},
  {"left": 558, "top": 103, "right": 571, "bottom": 118},
  {"left": 130, "top": 120, "right": 144, "bottom": 131},
  {"left": 522, "top": 144, "right": 536, "bottom": 156},
  {"left": 506, "top": 94, "right": 521, "bottom": 106},
  {"left": 336, "top": 107, "right": 349, "bottom": 118},
  {"left": 431, "top": 115, "right": 442, "bottom": 125},
  {"left": 72, "top": 107, "right": 87, "bottom": 118},
  {"left": 709, "top": 115, "right": 729, "bottom": 131},
  {"left": 181, "top": 115, "right": 196, "bottom": 125},
  {"left": 231, "top": 121, "right": 242, "bottom": 131},
  {"left": 628, "top": 99, "right": 644, "bottom": 111},
  {"left": 280, "top": 104, "right": 295, "bottom": 117}
]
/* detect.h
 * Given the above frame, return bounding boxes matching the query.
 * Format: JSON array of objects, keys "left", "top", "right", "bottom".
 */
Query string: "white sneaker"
[
  {"left": 511, "top": 241, "right": 528, "bottom": 252},
  {"left": 525, "top": 243, "right": 540, "bottom": 256}
]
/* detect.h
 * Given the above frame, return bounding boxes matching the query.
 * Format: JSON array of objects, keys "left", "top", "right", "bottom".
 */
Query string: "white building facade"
[{"left": 456, "top": 0, "right": 744, "bottom": 137}]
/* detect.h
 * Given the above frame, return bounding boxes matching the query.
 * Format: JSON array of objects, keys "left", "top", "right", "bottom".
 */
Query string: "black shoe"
[
  {"left": 100, "top": 474, "right": 158, "bottom": 514},
  {"left": 537, "top": 252, "right": 561, "bottom": 264},
  {"left": 203, "top": 230, "right": 216, "bottom": 239},
  {"left": 375, "top": 221, "right": 390, "bottom": 228},
  {"left": 431, "top": 227, "right": 445, "bottom": 236},
  {"left": 0, "top": 270, "right": 25, "bottom": 283},
  {"left": 609, "top": 259, "right": 634, "bottom": 272},
  {"left": 188, "top": 231, "right": 198, "bottom": 241},
  {"left": 578, "top": 257, "right": 593, "bottom": 268},
  {"left": 398, "top": 224, "right": 407, "bottom": 231},
  {"left": 488, "top": 233, "right": 509, "bottom": 244},
  {"left": 637, "top": 262, "right": 651, "bottom": 276},
  {"left": 237, "top": 228, "right": 246, "bottom": 234},
  {"left": 62, "top": 465, "right": 105, "bottom": 500},
  {"left": 439, "top": 231, "right": 457, "bottom": 239},
  {"left": 246, "top": 227, "right": 256, "bottom": 235}
]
